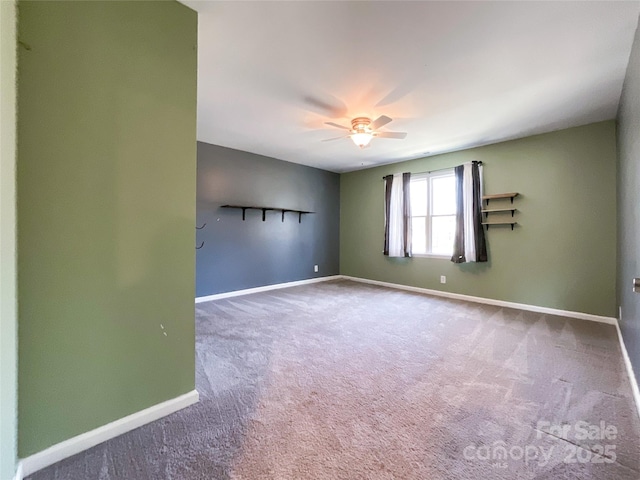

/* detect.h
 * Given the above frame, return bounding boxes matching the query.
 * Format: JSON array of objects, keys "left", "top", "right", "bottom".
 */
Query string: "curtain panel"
[
  {"left": 383, "top": 173, "right": 412, "bottom": 257},
  {"left": 451, "top": 161, "right": 487, "bottom": 263}
]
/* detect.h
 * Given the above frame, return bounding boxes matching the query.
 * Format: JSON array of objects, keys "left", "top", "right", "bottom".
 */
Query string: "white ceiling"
[{"left": 182, "top": 1, "right": 640, "bottom": 173}]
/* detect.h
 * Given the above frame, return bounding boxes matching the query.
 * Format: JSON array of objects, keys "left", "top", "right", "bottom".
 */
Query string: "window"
[{"left": 410, "top": 170, "right": 457, "bottom": 256}]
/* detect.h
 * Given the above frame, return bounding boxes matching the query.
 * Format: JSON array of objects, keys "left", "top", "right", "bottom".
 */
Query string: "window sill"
[{"left": 412, "top": 253, "right": 451, "bottom": 259}]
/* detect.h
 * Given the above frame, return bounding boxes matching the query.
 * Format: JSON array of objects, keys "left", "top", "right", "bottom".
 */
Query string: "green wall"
[
  {"left": 17, "top": 1, "right": 197, "bottom": 457},
  {"left": 0, "top": 1, "right": 18, "bottom": 478},
  {"left": 341, "top": 121, "right": 617, "bottom": 317},
  {"left": 617, "top": 15, "right": 640, "bottom": 387}
]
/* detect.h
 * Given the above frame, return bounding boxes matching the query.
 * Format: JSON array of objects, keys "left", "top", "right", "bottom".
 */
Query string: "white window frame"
[{"left": 410, "top": 169, "right": 456, "bottom": 258}]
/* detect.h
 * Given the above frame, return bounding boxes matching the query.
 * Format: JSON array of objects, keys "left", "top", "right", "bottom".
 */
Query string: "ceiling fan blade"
[
  {"left": 325, "top": 121, "right": 351, "bottom": 130},
  {"left": 371, "top": 115, "right": 393, "bottom": 130},
  {"left": 322, "top": 135, "right": 348, "bottom": 142},
  {"left": 376, "top": 131, "right": 407, "bottom": 139},
  {"left": 303, "top": 95, "right": 348, "bottom": 118}
]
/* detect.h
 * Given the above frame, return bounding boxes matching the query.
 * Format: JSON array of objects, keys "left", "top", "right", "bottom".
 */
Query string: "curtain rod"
[{"left": 382, "top": 161, "right": 482, "bottom": 180}]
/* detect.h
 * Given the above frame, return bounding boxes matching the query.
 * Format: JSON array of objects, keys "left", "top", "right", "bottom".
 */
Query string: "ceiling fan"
[{"left": 323, "top": 115, "right": 407, "bottom": 148}]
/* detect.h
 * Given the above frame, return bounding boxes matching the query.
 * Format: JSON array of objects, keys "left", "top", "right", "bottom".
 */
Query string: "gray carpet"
[{"left": 28, "top": 279, "right": 640, "bottom": 479}]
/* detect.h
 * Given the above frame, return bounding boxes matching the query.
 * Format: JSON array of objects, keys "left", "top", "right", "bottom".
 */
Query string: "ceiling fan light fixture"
[
  {"left": 323, "top": 115, "right": 406, "bottom": 148},
  {"left": 351, "top": 132, "right": 373, "bottom": 148},
  {"left": 350, "top": 117, "right": 373, "bottom": 148}
]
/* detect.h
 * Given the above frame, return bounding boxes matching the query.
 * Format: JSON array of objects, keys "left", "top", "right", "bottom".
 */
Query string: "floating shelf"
[
  {"left": 482, "top": 221, "right": 518, "bottom": 231},
  {"left": 482, "top": 192, "right": 519, "bottom": 205},
  {"left": 221, "top": 205, "right": 314, "bottom": 223},
  {"left": 482, "top": 208, "right": 517, "bottom": 218}
]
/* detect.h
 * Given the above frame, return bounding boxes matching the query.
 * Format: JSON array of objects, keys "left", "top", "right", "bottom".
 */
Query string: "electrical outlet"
[
  {"left": 314, "top": 265, "right": 319, "bottom": 273},
  {"left": 440, "top": 275, "right": 446, "bottom": 284}
]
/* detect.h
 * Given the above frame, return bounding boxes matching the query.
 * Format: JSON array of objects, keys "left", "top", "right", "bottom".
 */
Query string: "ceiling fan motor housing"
[{"left": 351, "top": 117, "right": 372, "bottom": 133}]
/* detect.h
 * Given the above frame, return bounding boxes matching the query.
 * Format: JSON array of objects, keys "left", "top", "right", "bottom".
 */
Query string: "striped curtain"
[{"left": 451, "top": 161, "right": 487, "bottom": 263}]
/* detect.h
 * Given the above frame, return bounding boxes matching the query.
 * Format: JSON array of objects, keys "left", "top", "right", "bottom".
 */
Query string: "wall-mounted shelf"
[
  {"left": 482, "top": 192, "right": 520, "bottom": 231},
  {"left": 482, "top": 221, "right": 518, "bottom": 231},
  {"left": 482, "top": 192, "right": 519, "bottom": 205},
  {"left": 221, "top": 205, "right": 314, "bottom": 223},
  {"left": 482, "top": 208, "right": 517, "bottom": 218}
]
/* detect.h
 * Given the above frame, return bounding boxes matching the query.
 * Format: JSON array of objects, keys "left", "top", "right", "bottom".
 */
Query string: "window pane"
[
  {"left": 431, "top": 215, "right": 455, "bottom": 255},
  {"left": 431, "top": 175, "right": 456, "bottom": 215},
  {"left": 411, "top": 216, "right": 426, "bottom": 254},
  {"left": 410, "top": 179, "right": 427, "bottom": 216}
]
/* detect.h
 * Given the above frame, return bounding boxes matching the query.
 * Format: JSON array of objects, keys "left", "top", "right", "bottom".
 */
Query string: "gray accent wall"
[
  {"left": 617, "top": 16, "right": 640, "bottom": 388},
  {"left": 196, "top": 142, "right": 340, "bottom": 297}
]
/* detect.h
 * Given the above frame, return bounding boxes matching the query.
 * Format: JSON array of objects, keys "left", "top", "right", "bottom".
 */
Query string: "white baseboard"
[
  {"left": 19, "top": 390, "right": 199, "bottom": 479},
  {"left": 195, "top": 275, "right": 341, "bottom": 303},
  {"left": 341, "top": 275, "right": 617, "bottom": 325},
  {"left": 615, "top": 321, "right": 640, "bottom": 422},
  {"left": 13, "top": 462, "right": 22, "bottom": 480}
]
